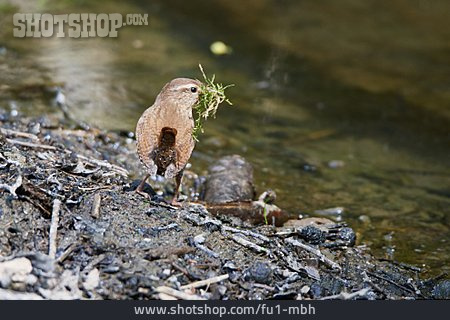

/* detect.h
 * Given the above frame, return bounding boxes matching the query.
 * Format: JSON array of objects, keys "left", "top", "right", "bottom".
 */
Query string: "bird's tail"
[{"left": 159, "top": 127, "right": 177, "bottom": 148}]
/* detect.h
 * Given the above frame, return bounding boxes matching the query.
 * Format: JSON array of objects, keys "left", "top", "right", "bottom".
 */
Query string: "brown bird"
[{"left": 135, "top": 78, "right": 202, "bottom": 205}]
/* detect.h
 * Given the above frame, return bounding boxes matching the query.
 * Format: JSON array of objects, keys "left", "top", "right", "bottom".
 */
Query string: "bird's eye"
[{"left": 190, "top": 87, "right": 197, "bottom": 93}]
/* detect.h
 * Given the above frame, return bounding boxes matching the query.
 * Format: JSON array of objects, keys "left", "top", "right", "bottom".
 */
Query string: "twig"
[
  {"left": 0, "top": 128, "right": 39, "bottom": 141},
  {"left": 222, "top": 225, "right": 270, "bottom": 242},
  {"left": 4, "top": 132, "right": 128, "bottom": 177},
  {"left": 91, "top": 193, "right": 101, "bottom": 219},
  {"left": 19, "top": 195, "right": 52, "bottom": 218},
  {"left": 48, "top": 199, "right": 61, "bottom": 259},
  {"left": 6, "top": 138, "right": 57, "bottom": 150},
  {"left": 193, "top": 233, "right": 220, "bottom": 258},
  {"left": 147, "top": 200, "right": 178, "bottom": 211},
  {"left": 73, "top": 153, "right": 128, "bottom": 177},
  {"left": 51, "top": 129, "right": 99, "bottom": 137},
  {"left": 321, "top": 287, "right": 371, "bottom": 300},
  {"left": 180, "top": 274, "right": 229, "bottom": 290},
  {"left": 0, "top": 175, "right": 22, "bottom": 197},
  {"left": 194, "top": 243, "right": 220, "bottom": 258},
  {"left": 78, "top": 185, "right": 112, "bottom": 192},
  {"left": 367, "top": 271, "right": 417, "bottom": 295},
  {"left": 285, "top": 237, "right": 341, "bottom": 270},
  {"left": 56, "top": 243, "right": 78, "bottom": 263},
  {"left": 378, "top": 258, "right": 422, "bottom": 272},
  {"left": 229, "top": 234, "right": 269, "bottom": 254},
  {"left": 171, "top": 262, "right": 193, "bottom": 280},
  {"left": 253, "top": 283, "right": 276, "bottom": 291},
  {"left": 154, "top": 286, "right": 206, "bottom": 300},
  {"left": 82, "top": 254, "right": 107, "bottom": 273}
]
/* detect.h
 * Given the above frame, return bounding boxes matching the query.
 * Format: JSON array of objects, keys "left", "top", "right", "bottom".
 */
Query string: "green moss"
[{"left": 192, "top": 64, "right": 233, "bottom": 141}]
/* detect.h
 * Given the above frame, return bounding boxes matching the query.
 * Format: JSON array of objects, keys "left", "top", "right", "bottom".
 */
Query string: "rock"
[
  {"left": 83, "top": 268, "right": 100, "bottom": 291},
  {"left": 298, "top": 225, "right": 326, "bottom": 244},
  {"left": 0, "top": 257, "right": 33, "bottom": 288},
  {"left": 203, "top": 155, "right": 255, "bottom": 203},
  {"left": 432, "top": 280, "right": 450, "bottom": 299},
  {"left": 338, "top": 227, "right": 356, "bottom": 246},
  {"left": 248, "top": 262, "right": 272, "bottom": 284}
]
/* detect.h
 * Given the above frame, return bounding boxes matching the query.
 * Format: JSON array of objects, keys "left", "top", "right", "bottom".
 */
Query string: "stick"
[
  {"left": 73, "top": 153, "right": 128, "bottom": 177},
  {"left": 48, "top": 199, "right": 61, "bottom": 259},
  {"left": 6, "top": 138, "right": 57, "bottom": 150},
  {"left": 378, "top": 258, "right": 422, "bottom": 272},
  {"left": 91, "top": 193, "right": 101, "bottom": 219},
  {"left": 367, "top": 271, "right": 417, "bottom": 295},
  {"left": 285, "top": 237, "right": 341, "bottom": 270},
  {"left": 5, "top": 136, "right": 128, "bottom": 177},
  {"left": 230, "top": 234, "right": 269, "bottom": 254},
  {"left": 180, "top": 274, "right": 229, "bottom": 290},
  {"left": 321, "top": 287, "right": 371, "bottom": 300},
  {"left": 148, "top": 200, "right": 178, "bottom": 211},
  {"left": 56, "top": 243, "right": 77, "bottom": 263},
  {"left": 154, "top": 286, "right": 206, "bottom": 300},
  {"left": 0, "top": 128, "right": 39, "bottom": 141},
  {"left": 222, "top": 225, "right": 270, "bottom": 242}
]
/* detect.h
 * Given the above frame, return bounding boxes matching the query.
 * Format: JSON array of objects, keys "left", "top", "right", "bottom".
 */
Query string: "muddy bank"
[{"left": 0, "top": 111, "right": 447, "bottom": 300}]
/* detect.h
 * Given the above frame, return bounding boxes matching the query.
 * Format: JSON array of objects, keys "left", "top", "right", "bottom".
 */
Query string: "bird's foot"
[
  {"left": 170, "top": 197, "right": 184, "bottom": 207},
  {"left": 136, "top": 189, "right": 151, "bottom": 199}
]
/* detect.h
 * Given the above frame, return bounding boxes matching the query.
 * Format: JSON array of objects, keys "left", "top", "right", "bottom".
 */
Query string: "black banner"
[{"left": 0, "top": 300, "right": 446, "bottom": 320}]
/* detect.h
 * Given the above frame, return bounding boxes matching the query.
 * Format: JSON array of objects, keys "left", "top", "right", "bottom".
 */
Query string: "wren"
[{"left": 135, "top": 78, "right": 202, "bottom": 205}]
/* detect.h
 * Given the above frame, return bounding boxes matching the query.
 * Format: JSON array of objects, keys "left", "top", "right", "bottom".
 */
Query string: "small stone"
[
  {"left": 310, "top": 283, "right": 323, "bottom": 298},
  {"left": 300, "top": 285, "right": 310, "bottom": 294},
  {"left": 83, "top": 268, "right": 100, "bottom": 291},
  {"left": 328, "top": 160, "right": 345, "bottom": 169},
  {"left": 298, "top": 225, "right": 326, "bottom": 244},
  {"left": 338, "top": 227, "right": 356, "bottom": 246},
  {"left": 248, "top": 262, "right": 272, "bottom": 284},
  {"left": 138, "top": 287, "right": 149, "bottom": 294},
  {"left": 0, "top": 257, "right": 33, "bottom": 288},
  {"left": 162, "top": 269, "right": 171, "bottom": 276}
]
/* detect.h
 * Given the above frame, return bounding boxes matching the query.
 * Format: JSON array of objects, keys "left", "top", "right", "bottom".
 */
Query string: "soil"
[{"left": 0, "top": 110, "right": 447, "bottom": 300}]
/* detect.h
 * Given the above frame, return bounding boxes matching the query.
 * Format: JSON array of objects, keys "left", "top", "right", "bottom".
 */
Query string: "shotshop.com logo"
[{"left": 13, "top": 13, "right": 148, "bottom": 38}]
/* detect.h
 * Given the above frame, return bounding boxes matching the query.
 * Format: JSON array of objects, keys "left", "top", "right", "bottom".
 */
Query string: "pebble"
[
  {"left": 83, "top": 268, "right": 100, "bottom": 291},
  {"left": 298, "top": 225, "right": 326, "bottom": 244},
  {"left": 328, "top": 160, "right": 345, "bottom": 169},
  {"left": 248, "top": 262, "right": 272, "bottom": 284},
  {"left": 0, "top": 257, "right": 33, "bottom": 288},
  {"left": 338, "top": 227, "right": 357, "bottom": 246}
]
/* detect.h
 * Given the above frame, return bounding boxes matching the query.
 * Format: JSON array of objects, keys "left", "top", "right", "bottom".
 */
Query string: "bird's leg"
[
  {"left": 171, "top": 169, "right": 184, "bottom": 206},
  {"left": 136, "top": 173, "right": 151, "bottom": 199}
]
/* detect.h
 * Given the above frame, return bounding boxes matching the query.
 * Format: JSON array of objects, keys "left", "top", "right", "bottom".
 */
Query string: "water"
[{"left": 1, "top": 0, "right": 449, "bottom": 276}]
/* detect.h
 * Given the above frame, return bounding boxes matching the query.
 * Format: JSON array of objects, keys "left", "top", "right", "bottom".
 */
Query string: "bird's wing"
[{"left": 136, "top": 105, "right": 159, "bottom": 175}]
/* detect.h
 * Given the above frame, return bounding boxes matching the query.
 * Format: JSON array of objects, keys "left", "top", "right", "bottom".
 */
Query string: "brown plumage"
[{"left": 135, "top": 78, "right": 202, "bottom": 204}]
